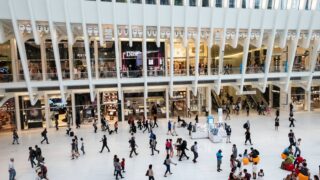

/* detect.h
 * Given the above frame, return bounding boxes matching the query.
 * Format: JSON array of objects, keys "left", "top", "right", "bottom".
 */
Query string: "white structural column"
[
  {"left": 10, "top": 39, "right": 18, "bottom": 82},
  {"left": 187, "top": 45, "right": 190, "bottom": 76},
  {"left": 208, "top": 44, "right": 212, "bottom": 75},
  {"left": 142, "top": 0, "right": 148, "bottom": 119},
  {"left": 40, "top": 38, "right": 47, "bottom": 81},
  {"left": 208, "top": 0, "right": 215, "bottom": 49},
  {"left": 27, "top": 0, "right": 40, "bottom": 45},
  {"left": 80, "top": 0, "right": 95, "bottom": 102},
  {"left": 303, "top": 7, "right": 317, "bottom": 49},
  {"left": 305, "top": 91, "right": 311, "bottom": 111},
  {"left": 68, "top": 44, "right": 74, "bottom": 80},
  {"left": 192, "top": 0, "right": 202, "bottom": 96},
  {"left": 262, "top": 8, "right": 280, "bottom": 92},
  {"left": 156, "top": 0, "right": 160, "bottom": 47},
  {"left": 71, "top": 92, "right": 76, "bottom": 127},
  {"left": 216, "top": 29, "right": 226, "bottom": 95},
  {"left": 14, "top": 94, "right": 21, "bottom": 131},
  {"left": 127, "top": 0, "right": 133, "bottom": 47},
  {"left": 239, "top": 7, "right": 253, "bottom": 94},
  {"left": 97, "top": 91, "right": 101, "bottom": 123},
  {"left": 44, "top": 93, "right": 50, "bottom": 128},
  {"left": 96, "top": 0, "right": 104, "bottom": 46},
  {"left": 183, "top": 0, "right": 189, "bottom": 47},
  {"left": 257, "top": 1, "right": 268, "bottom": 48},
  {"left": 46, "top": 0, "right": 66, "bottom": 103},
  {"left": 169, "top": 0, "right": 175, "bottom": 97},
  {"left": 187, "top": 87, "right": 190, "bottom": 110},
  {"left": 279, "top": 11, "right": 292, "bottom": 49},
  {"left": 165, "top": 87, "right": 169, "bottom": 121},
  {"left": 64, "top": 0, "right": 74, "bottom": 46},
  {"left": 307, "top": 39, "right": 320, "bottom": 91},
  {"left": 112, "top": 0, "right": 122, "bottom": 101},
  {"left": 239, "top": 30, "right": 252, "bottom": 94},
  {"left": 121, "top": 90, "right": 125, "bottom": 121},
  {"left": 9, "top": 1, "right": 38, "bottom": 105},
  {"left": 94, "top": 40, "right": 99, "bottom": 79},
  {"left": 207, "top": 86, "right": 212, "bottom": 115},
  {"left": 232, "top": 2, "right": 241, "bottom": 48},
  {"left": 285, "top": 31, "right": 301, "bottom": 92}
]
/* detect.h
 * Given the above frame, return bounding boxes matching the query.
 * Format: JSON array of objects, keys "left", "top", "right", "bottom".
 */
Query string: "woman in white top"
[{"left": 294, "top": 138, "right": 301, "bottom": 157}]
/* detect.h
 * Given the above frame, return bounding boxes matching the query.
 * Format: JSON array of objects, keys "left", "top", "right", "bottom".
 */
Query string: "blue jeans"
[{"left": 9, "top": 169, "right": 16, "bottom": 180}]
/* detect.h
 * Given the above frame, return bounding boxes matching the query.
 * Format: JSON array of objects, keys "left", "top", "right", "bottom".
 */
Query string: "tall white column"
[
  {"left": 10, "top": 39, "right": 18, "bottom": 82},
  {"left": 208, "top": 46, "right": 211, "bottom": 75},
  {"left": 207, "top": 86, "right": 212, "bottom": 115},
  {"left": 269, "top": 84, "right": 273, "bottom": 107},
  {"left": 44, "top": 93, "right": 50, "bottom": 128},
  {"left": 14, "top": 94, "right": 21, "bottom": 132},
  {"left": 97, "top": 91, "right": 101, "bottom": 123},
  {"left": 305, "top": 91, "right": 311, "bottom": 112},
  {"left": 68, "top": 44, "right": 74, "bottom": 80},
  {"left": 94, "top": 40, "right": 99, "bottom": 79},
  {"left": 121, "top": 90, "right": 125, "bottom": 121},
  {"left": 187, "top": 87, "right": 190, "bottom": 111},
  {"left": 40, "top": 38, "right": 47, "bottom": 80},
  {"left": 166, "top": 87, "right": 169, "bottom": 121},
  {"left": 71, "top": 92, "right": 76, "bottom": 127},
  {"left": 186, "top": 44, "right": 190, "bottom": 76}
]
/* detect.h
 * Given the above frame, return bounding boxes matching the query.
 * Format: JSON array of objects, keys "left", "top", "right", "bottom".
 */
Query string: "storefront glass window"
[
  {"left": 0, "top": 98, "right": 16, "bottom": 132},
  {"left": 147, "top": 42, "right": 165, "bottom": 77},
  {"left": 98, "top": 41, "right": 116, "bottom": 78},
  {"left": 75, "top": 93, "right": 97, "bottom": 124},
  {"left": 121, "top": 41, "right": 143, "bottom": 78},
  {"left": 49, "top": 95, "right": 70, "bottom": 128},
  {"left": 20, "top": 97, "right": 46, "bottom": 130},
  {"left": 101, "top": 92, "right": 120, "bottom": 122},
  {"left": 170, "top": 91, "right": 187, "bottom": 117},
  {"left": 0, "top": 41, "right": 13, "bottom": 82},
  {"left": 124, "top": 92, "right": 145, "bottom": 120},
  {"left": 147, "top": 91, "right": 166, "bottom": 118}
]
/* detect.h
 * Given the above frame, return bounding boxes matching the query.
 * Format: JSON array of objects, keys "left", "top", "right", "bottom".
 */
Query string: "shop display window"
[
  {"left": 0, "top": 98, "right": 16, "bottom": 132},
  {"left": 101, "top": 92, "right": 119, "bottom": 122},
  {"left": 20, "top": 97, "right": 45, "bottom": 129},
  {"left": 124, "top": 92, "right": 144, "bottom": 120},
  {"left": 170, "top": 91, "right": 187, "bottom": 117},
  {"left": 0, "top": 41, "right": 13, "bottom": 82},
  {"left": 75, "top": 93, "right": 97, "bottom": 124},
  {"left": 147, "top": 91, "right": 166, "bottom": 118},
  {"left": 121, "top": 41, "right": 143, "bottom": 78}
]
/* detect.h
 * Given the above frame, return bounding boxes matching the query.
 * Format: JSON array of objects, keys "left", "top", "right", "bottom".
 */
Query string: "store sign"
[
  {"left": 122, "top": 51, "right": 142, "bottom": 59},
  {"left": 104, "top": 29, "right": 113, "bottom": 41}
]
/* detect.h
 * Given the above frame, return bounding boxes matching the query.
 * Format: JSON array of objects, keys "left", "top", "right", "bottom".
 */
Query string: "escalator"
[
  {"left": 211, "top": 90, "right": 222, "bottom": 110},
  {"left": 243, "top": 86, "right": 268, "bottom": 110}
]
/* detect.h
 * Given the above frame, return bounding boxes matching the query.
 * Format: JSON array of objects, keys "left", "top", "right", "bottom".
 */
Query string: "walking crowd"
[{"left": 5, "top": 101, "right": 320, "bottom": 180}]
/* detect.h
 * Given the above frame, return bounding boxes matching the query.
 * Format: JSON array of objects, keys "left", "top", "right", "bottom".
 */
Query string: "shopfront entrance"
[
  {"left": 19, "top": 96, "right": 46, "bottom": 129},
  {"left": 74, "top": 93, "right": 97, "bottom": 124},
  {"left": 48, "top": 94, "right": 70, "bottom": 128},
  {"left": 124, "top": 91, "right": 145, "bottom": 120},
  {"left": 170, "top": 90, "right": 187, "bottom": 118},
  {"left": 101, "top": 91, "right": 120, "bottom": 122},
  {"left": 0, "top": 98, "right": 16, "bottom": 132},
  {"left": 147, "top": 90, "right": 166, "bottom": 118}
]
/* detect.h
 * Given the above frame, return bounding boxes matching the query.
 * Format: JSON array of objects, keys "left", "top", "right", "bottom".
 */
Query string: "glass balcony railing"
[
  {"left": 315, "top": 65, "right": 320, "bottom": 71},
  {"left": 222, "top": 67, "right": 241, "bottom": 75},
  {"left": 121, "top": 70, "right": 143, "bottom": 78},
  {"left": 269, "top": 66, "right": 286, "bottom": 73},
  {"left": 147, "top": 69, "right": 166, "bottom": 77},
  {"left": 99, "top": 71, "right": 117, "bottom": 78},
  {"left": 175, "top": 69, "right": 188, "bottom": 76},
  {"left": 0, "top": 74, "right": 13, "bottom": 82},
  {"left": 246, "top": 67, "right": 264, "bottom": 74},
  {"left": 211, "top": 68, "right": 219, "bottom": 75},
  {"left": 292, "top": 65, "right": 310, "bottom": 72}
]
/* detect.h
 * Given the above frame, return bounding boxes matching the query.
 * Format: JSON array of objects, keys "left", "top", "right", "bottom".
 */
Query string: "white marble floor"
[{"left": 1, "top": 110, "right": 320, "bottom": 180}]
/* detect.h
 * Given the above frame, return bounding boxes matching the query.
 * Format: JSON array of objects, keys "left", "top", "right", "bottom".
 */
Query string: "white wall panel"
[
  {"left": 130, "top": 4, "right": 143, "bottom": 25},
  {"left": 100, "top": 3, "right": 114, "bottom": 24},
  {"left": 225, "top": 9, "right": 238, "bottom": 28},
  {"left": 33, "top": 0, "right": 48, "bottom": 21},
  {"left": 173, "top": 7, "right": 186, "bottom": 27},
  {"left": 144, "top": 6, "right": 158, "bottom": 26},
  {"left": 159, "top": 6, "right": 171, "bottom": 26},
  {"left": 13, "top": 0, "right": 30, "bottom": 20},
  {"left": 51, "top": 0, "right": 65, "bottom": 22},
  {"left": 67, "top": 0, "right": 82, "bottom": 23},
  {"left": 115, "top": 3, "right": 129, "bottom": 25},
  {"left": 0, "top": 0, "right": 10, "bottom": 19},
  {"left": 83, "top": 2, "right": 98, "bottom": 24}
]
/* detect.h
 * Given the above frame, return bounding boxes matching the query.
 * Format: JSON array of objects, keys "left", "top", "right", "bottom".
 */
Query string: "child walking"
[
  {"left": 121, "top": 158, "right": 125, "bottom": 173},
  {"left": 80, "top": 138, "right": 85, "bottom": 155}
]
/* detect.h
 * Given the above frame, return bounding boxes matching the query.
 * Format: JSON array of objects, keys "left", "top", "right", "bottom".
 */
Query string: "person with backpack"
[
  {"left": 232, "top": 144, "right": 238, "bottom": 159},
  {"left": 71, "top": 139, "right": 79, "bottom": 160},
  {"left": 28, "top": 147, "right": 36, "bottom": 168},
  {"left": 146, "top": 164, "right": 155, "bottom": 180},
  {"left": 143, "top": 120, "right": 150, "bottom": 133},
  {"left": 289, "top": 115, "right": 295, "bottom": 128},
  {"left": 288, "top": 129, "right": 296, "bottom": 146},
  {"left": 187, "top": 122, "right": 192, "bottom": 136},
  {"left": 93, "top": 119, "right": 98, "bottom": 133},
  {"left": 163, "top": 154, "right": 177, "bottom": 177},
  {"left": 191, "top": 141, "right": 198, "bottom": 163},
  {"left": 129, "top": 137, "right": 138, "bottom": 158},
  {"left": 149, "top": 131, "right": 156, "bottom": 147},
  {"left": 100, "top": 135, "right": 110, "bottom": 153},
  {"left": 150, "top": 137, "right": 160, "bottom": 156},
  {"left": 243, "top": 169, "right": 252, "bottom": 180},
  {"left": 245, "top": 128, "right": 253, "bottom": 145},
  {"left": 226, "top": 125, "right": 232, "bottom": 143},
  {"left": 167, "top": 120, "right": 172, "bottom": 135},
  {"left": 40, "top": 128, "right": 49, "bottom": 144},
  {"left": 178, "top": 140, "right": 189, "bottom": 161},
  {"left": 12, "top": 129, "right": 19, "bottom": 145},
  {"left": 114, "top": 158, "right": 124, "bottom": 180},
  {"left": 216, "top": 149, "right": 223, "bottom": 172}
]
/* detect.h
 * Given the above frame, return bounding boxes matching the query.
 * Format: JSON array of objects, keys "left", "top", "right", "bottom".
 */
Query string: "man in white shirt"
[{"left": 8, "top": 158, "right": 16, "bottom": 180}]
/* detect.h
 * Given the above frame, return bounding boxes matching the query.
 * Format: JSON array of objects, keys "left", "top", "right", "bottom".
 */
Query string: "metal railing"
[{"left": 121, "top": 70, "right": 143, "bottom": 78}]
